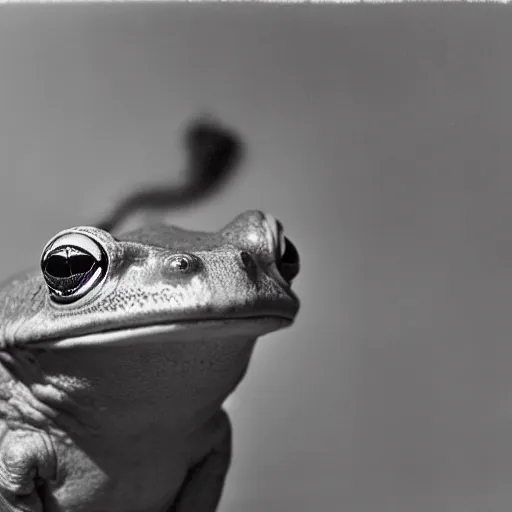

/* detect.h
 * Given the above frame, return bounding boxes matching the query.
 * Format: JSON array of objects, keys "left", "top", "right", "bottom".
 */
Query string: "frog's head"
[{"left": 3, "top": 210, "right": 299, "bottom": 348}]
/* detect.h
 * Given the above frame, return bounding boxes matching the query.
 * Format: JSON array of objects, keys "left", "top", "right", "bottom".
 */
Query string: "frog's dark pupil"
[
  {"left": 45, "top": 254, "right": 94, "bottom": 278},
  {"left": 280, "top": 237, "right": 299, "bottom": 265},
  {"left": 42, "top": 247, "right": 100, "bottom": 297},
  {"left": 277, "top": 237, "right": 300, "bottom": 283}
]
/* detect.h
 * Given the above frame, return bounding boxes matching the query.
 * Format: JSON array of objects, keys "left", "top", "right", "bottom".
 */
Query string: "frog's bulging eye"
[
  {"left": 41, "top": 233, "right": 108, "bottom": 304},
  {"left": 278, "top": 228, "right": 286, "bottom": 258},
  {"left": 277, "top": 236, "right": 300, "bottom": 283}
]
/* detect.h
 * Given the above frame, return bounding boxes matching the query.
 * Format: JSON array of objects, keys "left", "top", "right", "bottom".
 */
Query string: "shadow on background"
[
  {"left": 97, "top": 116, "right": 245, "bottom": 233},
  {"left": 0, "top": 4, "right": 511, "bottom": 512}
]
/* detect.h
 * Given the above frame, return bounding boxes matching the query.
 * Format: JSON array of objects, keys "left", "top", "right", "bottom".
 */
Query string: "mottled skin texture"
[{"left": 0, "top": 211, "right": 300, "bottom": 512}]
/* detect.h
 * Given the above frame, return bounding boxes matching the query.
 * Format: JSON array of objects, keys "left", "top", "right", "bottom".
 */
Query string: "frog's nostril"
[
  {"left": 277, "top": 237, "right": 299, "bottom": 283},
  {"left": 240, "top": 251, "right": 255, "bottom": 269}
]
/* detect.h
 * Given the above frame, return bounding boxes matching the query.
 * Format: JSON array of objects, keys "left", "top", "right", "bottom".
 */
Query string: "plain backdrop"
[{"left": 0, "top": 5, "right": 511, "bottom": 511}]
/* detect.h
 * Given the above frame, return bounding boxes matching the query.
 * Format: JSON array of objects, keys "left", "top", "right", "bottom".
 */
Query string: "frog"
[{"left": 0, "top": 209, "right": 300, "bottom": 512}]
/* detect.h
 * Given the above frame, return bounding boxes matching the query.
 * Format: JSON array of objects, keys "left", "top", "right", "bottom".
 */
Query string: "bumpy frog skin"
[{"left": 0, "top": 210, "right": 300, "bottom": 512}]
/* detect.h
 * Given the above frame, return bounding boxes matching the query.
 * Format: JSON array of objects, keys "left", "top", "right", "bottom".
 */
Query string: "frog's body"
[{"left": 0, "top": 211, "right": 300, "bottom": 512}]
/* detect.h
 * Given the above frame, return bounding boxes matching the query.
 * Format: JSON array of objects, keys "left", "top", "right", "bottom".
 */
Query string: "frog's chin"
[{"left": 30, "top": 316, "right": 293, "bottom": 350}]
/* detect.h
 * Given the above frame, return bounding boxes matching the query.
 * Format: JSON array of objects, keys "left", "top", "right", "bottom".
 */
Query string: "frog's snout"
[{"left": 277, "top": 235, "right": 300, "bottom": 283}]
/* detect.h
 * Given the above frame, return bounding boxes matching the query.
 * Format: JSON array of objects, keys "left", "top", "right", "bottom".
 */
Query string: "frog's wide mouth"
[{"left": 29, "top": 316, "right": 293, "bottom": 350}]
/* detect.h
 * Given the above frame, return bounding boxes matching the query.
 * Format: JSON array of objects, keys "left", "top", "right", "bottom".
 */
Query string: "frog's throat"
[{"left": 28, "top": 317, "right": 292, "bottom": 350}]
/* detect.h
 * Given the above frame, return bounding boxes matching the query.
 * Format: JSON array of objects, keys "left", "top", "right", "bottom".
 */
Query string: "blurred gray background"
[{"left": 0, "top": 5, "right": 511, "bottom": 511}]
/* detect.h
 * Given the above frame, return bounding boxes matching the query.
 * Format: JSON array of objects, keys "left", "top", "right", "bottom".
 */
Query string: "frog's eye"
[
  {"left": 265, "top": 213, "right": 287, "bottom": 259},
  {"left": 41, "top": 233, "right": 108, "bottom": 304},
  {"left": 277, "top": 227, "right": 286, "bottom": 259},
  {"left": 277, "top": 236, "right": 300, "bottom": 283}
]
